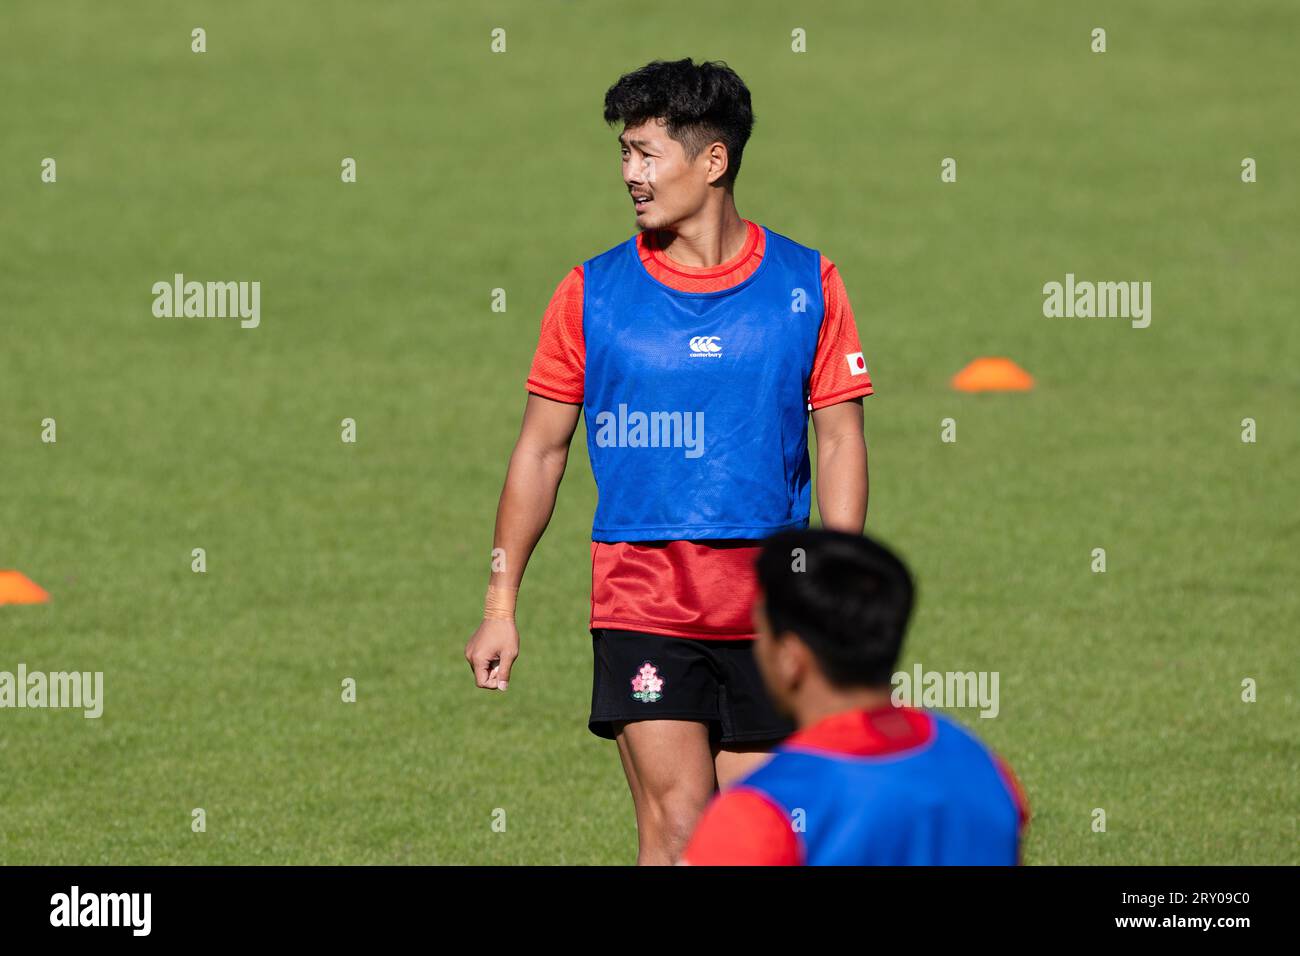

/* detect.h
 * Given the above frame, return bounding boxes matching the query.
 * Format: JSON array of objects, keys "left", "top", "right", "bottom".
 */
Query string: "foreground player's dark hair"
[
  {"left": 603, "top": 58, "right": 754, "bottom": 187},
  {"left": 756, "top": 530, "right": 915, "bottom": 687}
]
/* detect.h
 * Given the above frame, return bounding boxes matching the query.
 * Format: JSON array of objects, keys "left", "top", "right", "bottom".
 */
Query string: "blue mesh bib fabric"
[
  {"left": 582, "top": 226, "right": 824, "bottom": 542},
  {"left": 740, "top": 712, "right": 1021, "bottom": 865}
]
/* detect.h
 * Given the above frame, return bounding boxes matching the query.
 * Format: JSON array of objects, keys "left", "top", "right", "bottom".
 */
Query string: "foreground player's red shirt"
[
  {"left": 527, "top": 221, "right": 873, "bottom": 639},
  {"left": 681, "top": 706, "right": 1031, "bottom": 865}
]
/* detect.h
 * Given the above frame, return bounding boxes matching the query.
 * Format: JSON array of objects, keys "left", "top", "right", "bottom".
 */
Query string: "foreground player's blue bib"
[
  {"left": 740, "top": 712, "right": 1021, "bottom": 866},
  {"left": 582, "top": 226, "right": 824, "bottom": 543}
]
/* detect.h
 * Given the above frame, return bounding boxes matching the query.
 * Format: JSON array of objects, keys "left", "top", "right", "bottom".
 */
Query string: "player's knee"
[{"left": 641, "top": 786, "right": 709, "bottom": 847}]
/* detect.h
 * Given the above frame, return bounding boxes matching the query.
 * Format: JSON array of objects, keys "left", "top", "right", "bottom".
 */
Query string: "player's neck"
[
  {"left": 650, "top": 198, "right": 748, "bottom": 269},
  {"left": 793, "top": 687, "right": 896, "bottom": 728}
]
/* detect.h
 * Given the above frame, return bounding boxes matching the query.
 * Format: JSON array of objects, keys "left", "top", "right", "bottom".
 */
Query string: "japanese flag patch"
[{"left": 846, "top": 352, "right": 868, "bottom": 376}]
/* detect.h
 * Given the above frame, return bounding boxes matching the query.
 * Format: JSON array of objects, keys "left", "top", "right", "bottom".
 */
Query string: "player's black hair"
[
  {"left": 756, "top": 530, "right": 915, "bottom": 688},
  {"left": 603, "top": 58, "right": 754, "bottom": 188}
]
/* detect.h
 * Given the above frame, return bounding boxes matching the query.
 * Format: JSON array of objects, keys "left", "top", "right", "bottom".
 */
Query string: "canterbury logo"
[{"left": 688, "top": 335, "right": 722, "bottom": 357}]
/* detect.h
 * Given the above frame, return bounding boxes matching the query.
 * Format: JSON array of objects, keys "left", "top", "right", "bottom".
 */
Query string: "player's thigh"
[
  {"left": 614, "top": 732, "right": 646, "bottom": 808},
  {"left": 615, "top": 719, "right": 715, "bottom": 812},
  {"left": 714, "top": 744, "right": 777, "bottom": 791}
]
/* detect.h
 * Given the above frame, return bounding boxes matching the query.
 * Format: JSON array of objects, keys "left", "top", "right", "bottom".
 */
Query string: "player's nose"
[{"left": 625, "top": 157, "right": 651, "bottom": 186}]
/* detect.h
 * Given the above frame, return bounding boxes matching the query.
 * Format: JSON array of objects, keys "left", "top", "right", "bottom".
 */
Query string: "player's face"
[
  {"left": 619, "top": 119, "right": 711, "bottom": 231},
  {"left": 751, "top": 599, "right": 795, "bottom": 716}
]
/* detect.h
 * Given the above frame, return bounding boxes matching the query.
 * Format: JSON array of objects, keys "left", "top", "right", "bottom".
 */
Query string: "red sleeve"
[
  {"left": 808, "top": 256, "right": 874, "bottom": 409},
  {"left": 681, "top": 787, "right": 802, "bottom": 866},
  {"left": 994, "top": 755, "right": 1031, "bottom": 828},
  {"left": 993, "top": 755, "right": 1030, "bottom": 865},
  {"left": 525, "top": 267, "right": 585, "bottom": 403}
]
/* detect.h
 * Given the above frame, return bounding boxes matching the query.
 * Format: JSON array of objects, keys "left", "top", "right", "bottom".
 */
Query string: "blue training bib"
[
  {"left": 741, "top": 713, "right": 1022, "bottom": 866},
  {"left": 582, "top": 225, "right": 824, "bottom": 543}
]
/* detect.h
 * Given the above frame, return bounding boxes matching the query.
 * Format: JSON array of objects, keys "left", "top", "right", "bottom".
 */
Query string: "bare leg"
[
  {"left": 614, "top": 719, "right": 716, "bottom": 865},
  {"left": 714, "top": 742, "right": 778, "bottom": 791}
]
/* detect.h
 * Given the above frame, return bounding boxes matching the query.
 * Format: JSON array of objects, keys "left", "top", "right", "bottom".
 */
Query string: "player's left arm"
[
  {"left": 808, "top": 257, "right": 873, "bottom": 531},
  {"left": 812, "top": 399, "right": 867, "bottom": 532}
]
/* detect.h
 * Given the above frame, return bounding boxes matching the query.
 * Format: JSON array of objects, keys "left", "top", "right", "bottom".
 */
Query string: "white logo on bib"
[{"left": 689, "top": 335, "right": 722, "bottom": 358}]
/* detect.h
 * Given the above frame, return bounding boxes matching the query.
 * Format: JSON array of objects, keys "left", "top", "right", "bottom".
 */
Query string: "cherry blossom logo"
[{"left": 630, "top": 662, "right": 664, "bottom": 703}]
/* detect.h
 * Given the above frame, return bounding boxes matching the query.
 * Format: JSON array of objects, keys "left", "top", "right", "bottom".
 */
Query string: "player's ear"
[
  {"left": 777, "top": 630, "right": 810, "bottom": 684},
  {"left": 704, "top": 140, "right": 730, "bottom": 186}
]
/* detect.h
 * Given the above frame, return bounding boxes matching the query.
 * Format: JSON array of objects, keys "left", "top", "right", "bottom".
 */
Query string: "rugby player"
[
  {"left": 682, "top": 529, "right": 1030, "bottom": 865},
  {"left": 465, "top": 59, "right": 873, "bottom": 864}
]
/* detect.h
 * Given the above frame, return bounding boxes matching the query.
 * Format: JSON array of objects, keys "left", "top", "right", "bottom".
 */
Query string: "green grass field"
[{"left": 2, "top": 0, "right": 1296, "bottom": 865}]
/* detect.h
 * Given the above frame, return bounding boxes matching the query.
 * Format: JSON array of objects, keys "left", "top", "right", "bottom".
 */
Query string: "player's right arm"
[
  {"left": 464, "top": 393, "right": 581, "bottom": 691},
  {"left": 465, "top": 267, "right": 586, "bottom": 692}
]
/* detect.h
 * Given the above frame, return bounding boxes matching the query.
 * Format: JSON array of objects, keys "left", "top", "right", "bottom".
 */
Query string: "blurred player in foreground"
[{"left": 682, "top": 529, "right": 1029, "bottom": 865}]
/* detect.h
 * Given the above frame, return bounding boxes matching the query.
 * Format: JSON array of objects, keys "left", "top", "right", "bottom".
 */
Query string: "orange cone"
[
  {"left": 0, "top": 570, "right": 49, "bottom": 605},
  {"left": 951, "top": 357, "right": 1034, "bottom": 392}
]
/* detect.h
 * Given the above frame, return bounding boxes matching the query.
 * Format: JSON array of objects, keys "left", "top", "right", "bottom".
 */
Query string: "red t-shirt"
[
  {"left": 681, "top": 707, "right": 1032, "bottom": 865},
  {"left": 527, "top": 220, "right": 873, "bottom": 639}
]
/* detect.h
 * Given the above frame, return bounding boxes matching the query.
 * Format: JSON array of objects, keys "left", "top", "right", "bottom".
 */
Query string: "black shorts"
[{"left": 588, "top": 628, "right": 796, "bottom": 745}]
